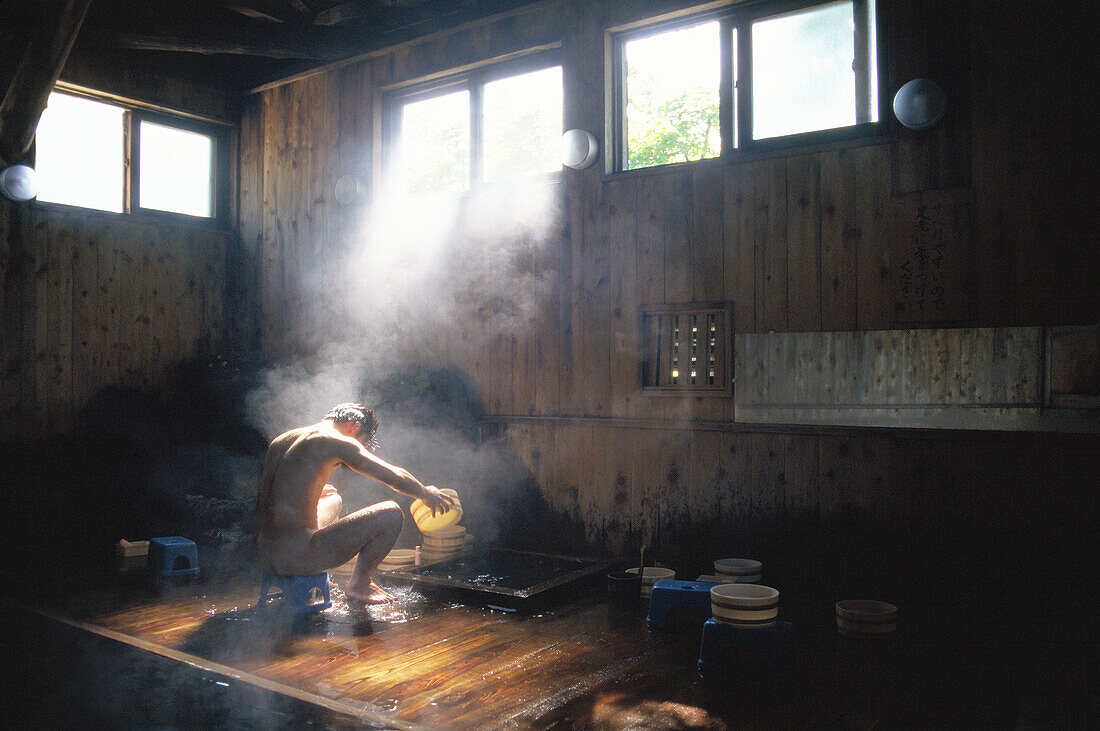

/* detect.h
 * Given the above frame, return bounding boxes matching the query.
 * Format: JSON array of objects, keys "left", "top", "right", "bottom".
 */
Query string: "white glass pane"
[
  {"left": 399, "top": 90, "right": 470, "bottom": 196},
  {"left": 139, "top": 121, "right": 214, "bottom": 217},
  {"left": 482, "top": 65, "right": 562, "bottom": 182},
  {"left": 731, "top": 29, "right": 739, "bottom": 149},
  {"left": 752, "top": 0, "right": 877, "bottom": 140},
  {"left": 866, "top": 1, "right": 879, "bottom": 120},
  {"left": 35, "top": 92, "right": 124, "bottom": 212},
  {"left": 624, "top": 21, "right": 721, "bottom": 170}
]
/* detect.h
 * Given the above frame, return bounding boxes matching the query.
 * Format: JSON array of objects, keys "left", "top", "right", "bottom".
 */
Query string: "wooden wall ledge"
[
  {"left": 483, "top": 414, "right": 1100, "bottom": 442},
  {"left": 486, "top": 326, "right": 1100, "bottom": 437}
]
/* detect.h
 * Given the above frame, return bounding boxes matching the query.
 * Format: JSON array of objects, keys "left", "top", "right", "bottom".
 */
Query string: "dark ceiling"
[{"left": 7, "top": 0, "right": 545, "bottom": 95}]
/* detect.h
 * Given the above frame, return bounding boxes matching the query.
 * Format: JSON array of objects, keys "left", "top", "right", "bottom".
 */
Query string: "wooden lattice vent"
[{"left": 640, "top": 302, "right": 733, "bottom": 396}]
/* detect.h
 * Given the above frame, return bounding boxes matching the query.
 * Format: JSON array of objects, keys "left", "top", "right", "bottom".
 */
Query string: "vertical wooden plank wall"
[
  {"left": 0, "top": 199, "right": 27, "bottom": 429},
  {"left": 232, "top": 96, "right": 264, "bottom": 352},
  {"left": 0, "top": 206, "right": 232, "bottom": 440},
  {"left": 236, "top": 0, "right": 1097, "bottom": 558}
]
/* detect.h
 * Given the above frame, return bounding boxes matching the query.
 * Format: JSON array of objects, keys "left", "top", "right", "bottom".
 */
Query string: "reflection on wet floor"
[
  {"left": 112, "top": 579, "right": 466, "bottom": 665},
  {"left": 182, "top": 576, "right": 464, "bottom": 636},
  {"left": 325, "top": 582, "right": 459, "bottom": 626}
]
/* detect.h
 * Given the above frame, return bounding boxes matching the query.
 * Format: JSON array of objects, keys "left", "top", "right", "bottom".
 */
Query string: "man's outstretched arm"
[{"left": 333, "top": 437, "right": 454, "bottom": 515}]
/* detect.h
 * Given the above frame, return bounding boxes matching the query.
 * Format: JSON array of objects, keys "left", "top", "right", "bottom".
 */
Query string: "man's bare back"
[{"left": 256, "top": 404, "right": 454, "bottom": 605}]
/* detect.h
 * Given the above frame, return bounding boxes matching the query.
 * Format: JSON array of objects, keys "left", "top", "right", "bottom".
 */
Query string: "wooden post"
[{"left": 0, "top": 0, "right": 92, "bottom": 163}]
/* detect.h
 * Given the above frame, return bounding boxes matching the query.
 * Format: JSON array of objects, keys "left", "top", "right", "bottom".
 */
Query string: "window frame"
[
  {"left": 610, "top": 0, "right": 885, "bottom": 172},
  {"left": 33, "top": 87, "right": 231, "bottom": 226},
  {"left": 382, "top": 49, "right": 564, "bottom": 197}
]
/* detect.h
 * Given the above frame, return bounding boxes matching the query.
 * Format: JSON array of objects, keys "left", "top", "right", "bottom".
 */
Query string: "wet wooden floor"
[
  {"left": 29, "top": 574, "right": 756, "bottom": 729},
  {"left": 19, "top": 567, "right": 1060, "bottom": 729}
]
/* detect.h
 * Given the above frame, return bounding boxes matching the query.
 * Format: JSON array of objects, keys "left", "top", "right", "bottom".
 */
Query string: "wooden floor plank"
[
  {"left": 21, "top": 602, "right": 424, "bottom": 730},
  {"left": 391, "top": 604, "right": 614, "bottom": 724}
]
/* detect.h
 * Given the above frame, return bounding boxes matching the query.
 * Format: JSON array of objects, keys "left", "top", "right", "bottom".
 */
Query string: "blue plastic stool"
[
  {"left": 258, "top": 569, "right": 332, "bottom": 614},
  {"left": 697, "top": 618, "right": 794, "bottom": 679},
  {"left": 647, "top": 579, "right": 713, "bottom": 629},
  {"left": 148, "top": 536, "right": 200, "bottom": 580}
]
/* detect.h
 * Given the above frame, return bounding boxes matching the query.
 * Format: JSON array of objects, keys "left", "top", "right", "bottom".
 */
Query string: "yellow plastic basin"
[{"left": 411, "top": 488, "right": 462, "bottom": 532}]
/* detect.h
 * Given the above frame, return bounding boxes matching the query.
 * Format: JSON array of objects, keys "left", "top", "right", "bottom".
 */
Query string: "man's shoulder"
[
  {"left": 274, "top": 422, "right": 331, "bottom": 440},
  {"left": 271, "top": 425, "right": 310, "bottom": 445},
  {"left": 284, "top": 424, "right": 357, "bottom": 453}
]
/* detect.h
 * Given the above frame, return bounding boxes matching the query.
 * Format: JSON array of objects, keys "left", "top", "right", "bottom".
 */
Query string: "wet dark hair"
[{"left": 323, "top": 402, "right": 380, "bottom": 451}]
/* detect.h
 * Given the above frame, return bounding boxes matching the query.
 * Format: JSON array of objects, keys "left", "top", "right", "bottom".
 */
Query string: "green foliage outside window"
[
  {"left": 482, "top": 107, "right": 560, "bottom": 181},
  {"left": 626, "top": 70, "right": 721, "bottom": 169},
  {"left": 397, "top": 65, "right": 561, "bottom": 196},
  {"left": 618, "top": 1, "right": 878, "bottom": 169},
  {"left": 483, "top": 66, "right": 562, "bottom": 182},
  {"left": 400, "top": 91, "right": 469, "bottom": 197},
  {"left": 623, "top": 21, "right": 721, "bottom": 170},
  {"left": 403, "top": 121, "right": 468, "bottom": 197}
]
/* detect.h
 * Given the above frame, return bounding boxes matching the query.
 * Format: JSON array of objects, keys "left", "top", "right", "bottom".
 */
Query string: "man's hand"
[
  {"left": 421, "top": 485, "right": 455, "bottom": 517},
  {"left": 320, "top": 484, "right": 340, "bottom": 498}
]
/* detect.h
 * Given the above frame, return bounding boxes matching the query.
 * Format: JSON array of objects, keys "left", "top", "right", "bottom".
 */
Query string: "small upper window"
[
  {"left": 482, "top": 65, "right": 565, "bottom": 182},
  {"left": 613, "top": 0, "right": 880, "bottom": 171},
  {"left": 34, "top": 89, "right": 225, "bottom": 221},
  {"left": 751, "top": 1, "right": 878, "bottom": 140},
  {"left": 622, "top": 20, "right": 722, "bottom": 170},
  {"left": 397, "top": 89, "right": 471, "bottom": 197},
  {"left": 137, "top": 120, "right": 215, "bottom": 218},
  {"left": 387, "top": 53, "right": 562, "bottom": 197},
  {"left": 35, "top": 93, "right": 125, "bottom": 212}
]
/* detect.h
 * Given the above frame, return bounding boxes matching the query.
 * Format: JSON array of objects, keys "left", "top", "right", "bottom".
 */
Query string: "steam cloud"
[{"left": 245, "top": 180, "right": 562, "bottom": 546}]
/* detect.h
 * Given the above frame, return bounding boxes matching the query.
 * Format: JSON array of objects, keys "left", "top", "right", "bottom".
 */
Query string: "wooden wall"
[
  {"left": 0, "top": 202, "right": 232, "bottom": 440},
  {"left": 234, "top": 0, "right": 1100, "bottom": 570},
  {"left": 0, "top": 58, "right": 239, "bottom": 442}
]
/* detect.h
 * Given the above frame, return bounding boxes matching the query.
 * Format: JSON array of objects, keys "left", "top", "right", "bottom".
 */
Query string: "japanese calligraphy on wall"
[{"left": 893, "top": 189, "right": 970, "bottom": 324}]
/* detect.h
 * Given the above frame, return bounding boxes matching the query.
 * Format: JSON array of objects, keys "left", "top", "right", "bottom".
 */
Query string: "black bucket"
[{"left": 607, "top": 570, "right": 642, "bottom": 605}]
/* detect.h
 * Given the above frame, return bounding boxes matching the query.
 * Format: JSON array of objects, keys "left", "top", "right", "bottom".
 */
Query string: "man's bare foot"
[{"left": 345, "top": 576, "right": 398, "bottom": 604}]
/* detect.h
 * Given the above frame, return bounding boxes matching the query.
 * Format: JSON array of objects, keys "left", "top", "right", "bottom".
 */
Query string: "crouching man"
[{"left": 256, "top": 403, "right": 453, "bottom": 604}]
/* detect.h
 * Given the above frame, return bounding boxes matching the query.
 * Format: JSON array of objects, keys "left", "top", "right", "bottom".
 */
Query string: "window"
[
  {"left": 622, "top": 21, "right": 722, "bottom": 170},
  {"left": 386, "top": 53, "right": 562, "bottom": 197},
  {"left": 481, "top": 65, "right": 564, "bottom": 182},
  {"left": 398, "top": 89, "right": 471, "bottom": 197},
  {"left": 613, "top": 0, "right": 880, "bottom": 171},
  {"left": 35, "top": 93, "right": 125, "bottom": 212},
  {"left": 640, "top": 302, "right": 732, "bottom": 395},
  {"left": 136, "top": 120, "right": 215, "bottom": 218},
  {"left": 34, "top": 89, "right": 227, "bottom": 220}
]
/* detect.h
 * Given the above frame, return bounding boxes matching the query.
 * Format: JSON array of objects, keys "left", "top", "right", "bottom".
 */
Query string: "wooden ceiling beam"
[
  {"left": 284, "top": 0, "right": 316, "bottom": 15},
  {"left": 0, "top": 0, "right": 92, "bottom": 163},
  {"left": 312, "top": 0, "right": 514, "bottom": 30},
  {"left": 313, "top": 0, "right": 394, "bottom": 27},
  {"left": 223, "top": 0, "right": 310, "bottom": 24},
  {"left": 95, "top": 31, "right": 337, "bottom": 59},
  {"left": 76, "top": 6, "right": 358, "bottom": 61}
]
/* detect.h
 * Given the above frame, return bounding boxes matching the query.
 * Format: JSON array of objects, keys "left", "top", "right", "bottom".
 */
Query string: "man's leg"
[{"left": 309, "top": 500, "right": 403, "bottom": 604}]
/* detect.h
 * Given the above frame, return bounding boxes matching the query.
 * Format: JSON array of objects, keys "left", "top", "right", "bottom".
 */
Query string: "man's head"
[{"left": 324, "top": 402, "right": 380, "bottom": 451}]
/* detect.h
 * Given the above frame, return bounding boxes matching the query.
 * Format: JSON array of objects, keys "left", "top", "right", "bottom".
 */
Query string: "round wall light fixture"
[
  {"left": 561, "top": 129, "right": 599, "bottom": 170},
  {"left": 334, "top": 174, "right": 363, "bottom": 205},
  {"left": 892, "top": 79, "right": 946, "bottom": 131},
  {"left": 0, "top": 164, "right": 38, "bottom": 202}
]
